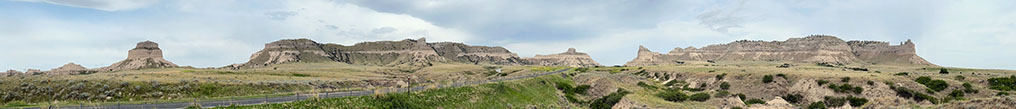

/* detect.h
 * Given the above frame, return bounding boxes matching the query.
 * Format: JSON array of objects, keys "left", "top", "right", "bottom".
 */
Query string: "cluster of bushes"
[
  {"left": 840, "top": 77, "right": 850, "bottom": 82},
  {"left": 656, "top": 89, "right": 710, "bottom": 102},
  {"left": 890, "top": 85, "right": 939, "bottom": 104},
  {"left": 915, "top": 76, "right": 949, "bottom": 92},
  {"left": 782, "top": 94, "right": 803, "bottom": 103},
  {"left": 589, "top": 89, "right": 630, "bottom": 109},
  {"left": 637, "top": 82, "right": 658, "bottom": 90},
  {"left": 821, "top": 96, "right": 867, "bottom": 107},
  {"left": 555, "top": 82, "right": 591, "bottom": 95},
  {"left": 988, "top": 75, "right": 1016, "bottom": 91},
  {"left": 745, "top": 98, "right": 766, "bottom": 105},
  {"left": 715, "top": 73, "right": 727, "bottom": 80},
  {"left": 827, "top": 84, "right": 863, "bottom": 94},
  {"left": 962, "top": 83, "right": 979, "bottom": 93},
  {"left": 720, "top": 82, "right": 731, "bottom": 90}
]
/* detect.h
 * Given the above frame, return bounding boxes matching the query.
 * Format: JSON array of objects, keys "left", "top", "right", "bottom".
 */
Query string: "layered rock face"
[
  {"left": 625, "top": 35, "right": 935, "bottom": 66},
  {"left": 101, "top": 41, "right": 178, "bottom": 71},
  {"left": 524, "top": 48, "right": 601, "bottom": 67},
  {"left": 233, "top": 38, "right": 529, "bottom": 68}
]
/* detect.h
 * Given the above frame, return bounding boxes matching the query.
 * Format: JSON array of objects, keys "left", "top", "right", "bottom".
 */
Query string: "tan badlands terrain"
[{"left": 2, "top": 35, "right": 1015, "bottom": 109}]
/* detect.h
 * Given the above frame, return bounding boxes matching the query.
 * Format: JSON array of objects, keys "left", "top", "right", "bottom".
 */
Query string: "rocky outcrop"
[
  {"left": 3, "top": 70, "right": 22, "bottom": 76},
  {"left": 48, "top": 63, "right": 88, "bottom": 75},
  {"left": 625, "top": 35, "right": 935, "bottom": 66},
  {"left": 232, "top": 38, "right": 530, "bottom": 68},
  {"left": 100, "top": 41, "right": 178, "bottom": 71},
  {"left": 523, "top": 48, "right": 601, "bottom": 67}
]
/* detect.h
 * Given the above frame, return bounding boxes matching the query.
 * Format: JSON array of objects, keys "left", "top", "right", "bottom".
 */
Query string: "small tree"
[
  {"left": 940, "top": 68, "right": 949, "bottom": 74},
  {"left": 720, "top": 82, "right": 731, "bottom": 90},
  {"left": 763, "top": 75, "right": 774, "bottom": 83}
]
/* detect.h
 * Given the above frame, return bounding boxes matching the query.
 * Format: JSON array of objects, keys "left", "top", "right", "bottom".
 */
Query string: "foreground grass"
[{"left": 214, "top": 75, "right": 570, "bottom": 108}]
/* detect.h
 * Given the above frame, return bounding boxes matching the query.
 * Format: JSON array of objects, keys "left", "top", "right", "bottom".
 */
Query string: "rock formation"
[
  {"left": 3, "top": 70, "right": 22, "bottom": 76},
  {"left": 48, "top": 63, "right": 88, "bottom": 74},
  {"left": 100, "top": 41, "right": 178, "bottom": 71},
  {"left": 625, "top": 35, "right": 935, "bottom": 66},
  {"left": 232, "top": 38, "right": 529, "bottom": 68},
  {"left": 523, "top": 48, "right": 601, "bottom": 67}
]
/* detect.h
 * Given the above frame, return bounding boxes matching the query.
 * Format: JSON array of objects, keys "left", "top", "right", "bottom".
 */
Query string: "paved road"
[{"left": 26, "top": 68, "right": 571, "bottom": 109}]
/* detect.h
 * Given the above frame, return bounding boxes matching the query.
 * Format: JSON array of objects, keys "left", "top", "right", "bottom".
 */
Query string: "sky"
[{"left": 2, "top": 0, "right": 1015, "bottom": 70}]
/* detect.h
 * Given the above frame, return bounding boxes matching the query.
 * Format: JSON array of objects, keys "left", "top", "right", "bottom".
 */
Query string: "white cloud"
[{"left": 16, "top": 0, "right": 160, "bottom": 11}]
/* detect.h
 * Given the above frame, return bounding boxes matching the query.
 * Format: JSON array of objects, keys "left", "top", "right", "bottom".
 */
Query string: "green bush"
[
  {"left": 745, "top": 98, "right": 766, "bottom": 105},
  {"left": 783, "top": 93, "right": 804, "bottom": 103},
  {"left": 817, "top": 80, "right": 829, "bottom": 86},
  {"left": 962, "top": 83, "right": 978, "bottom": 93},
  {"left": 776, "top": 73, "right": 787, "bottom": 79},
  {"left": 808, "top": 101, "right": 827, "bottom": 109},
  {"left": 949, "top": 90, "right": 964, "bottom": 98},
  {"left": 845, "top": 96, "right": 868, "bottom": 107},
  {"left": 736, "top": 93, "right": 747, "bottom": 101},
  {"left": 590, "top": 88, "right": 631, "bottom": 109},
  {"left": 689, "top": 93, "right": 711, "bottom": 101},
  {"left": 663, "top": 80, "right": 679, "bottom": 87},
  {"left": 939, "top": 68, "right": 949, "bottom": 74},
  {"left": 988, "top": 75, "right": 1016, "bottom": 91},
  {"left": 841, "top": 77, "right": 850, "bottom": 82},
  {"left": 720, "top": 82, "right": 731, "bottom": 90},
  {"left": 637, "top": 81, "right": 658, "bottom": 90},
  {"left": 656, "top": 89, "right": 688, "bottom": 102},
  {"left": 914, "top": 92, "right": 939, "bottom": 104},
  {"left": 763, "top": 75, "right": 774, "bottom": 83},
  {"left": 955, "top": 75, "right": 965, "bottom": 81},
  {"left": 997, "top": 91, "right": 1010, "bottom": 96},
  {"left": 716, "top": 73, "right": 727, "bottom": 80},
  {"left": 916, "top": 76, "right": 932, "bottom": 84},
  {"left": 573, "top": 85, "right": 591, "bottom": 94},
  {"left": 895, "top": 72, "right": 909, "bottom": 76},
  {"left": 827, "top": 84, "right": 863, "bottom": 94}
]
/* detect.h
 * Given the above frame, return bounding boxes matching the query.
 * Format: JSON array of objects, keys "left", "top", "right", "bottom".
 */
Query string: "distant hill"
[
  {"left": 625, "top": 35, "right": 935, "bottom": 66},
  {"left": 229, "top": 38, "right": 601, "bottom": 68}
]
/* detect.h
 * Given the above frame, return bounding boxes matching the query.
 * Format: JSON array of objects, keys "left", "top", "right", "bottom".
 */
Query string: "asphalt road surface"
[{"left": 22, "top": 68, "right": 571, "bottom": 109}]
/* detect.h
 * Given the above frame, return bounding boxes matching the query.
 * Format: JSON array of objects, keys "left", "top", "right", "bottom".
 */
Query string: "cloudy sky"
[{"left": 2, "top": 0, "right": 1015, "bottom": 70}]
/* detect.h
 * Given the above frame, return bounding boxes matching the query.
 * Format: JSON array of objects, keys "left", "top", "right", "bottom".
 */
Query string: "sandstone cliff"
[
  {"left": 100, "top": 41, "right": 178, "bottom": 71},
  {"left": 625, "top": 35, "right": 935, "bottom": 66},
  {"left": 523, "top": 48, "right": 601, "bottom": 67},
  {"left": 232, "top": 38, "right": 529, "bottom": 68}
]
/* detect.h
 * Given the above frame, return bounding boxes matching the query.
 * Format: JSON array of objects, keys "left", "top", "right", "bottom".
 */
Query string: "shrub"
[
  {"left": 916, "top": 76, "right": 932, "bottom": 84},
  {"left": 817, "top": 80, "right": 829, "bottom": 86},
  {"left": 782, "top": 94, "right": 804, "bottom": 103},
  {"left": 573, "top": 85, "right": 591, "bottom": 94},
  {"left": 840, "top": 77, "right": 851, "bottom": 82},
  {"left": 914, "top": 92, "right": 939, "bottom": 104},
  {"left": 656, "top": 90, "right": 688, "bottom": 102},
  {"left": 827, "top": 84, "right": 863, "bottom": 94},
  {"left": 925, "top": 80, "right": 948, "bottom": 92},
  {"left": 846, "top": 96, "right": 868, "bottom": 107},
  {"left": 590, "top": 89, "right": 631, "bottom": 109},
  {"left": 955, "top": 75, "right": 965, "bottom": 81},
  {"left": 988, "top": 76, "right": 1016, "bottom": 91},
  {"left": 939, "top": 68, "right": 949, "bottom": 74},
  {"left": 763, "top": 75, "right": 774, "bottom": 83},
  {"left": 808, "top": 102, "right": 827, "bottom": 109},
  {"left": 962, "top": 83, "right": 978, "bottom": 93},
  {"left": 689, "top": 93, "right": 711, "bottom": 101},
  {"left": 720, "top": 82, "right": 731, "bottom": 90},
  {"left": 949, "top": 90, "right": 964, "bottom": 98},
  {"left": 867, "top": 81, "right": 875, "bottom": 86},
  {"left": 745, "top": 98, "right": 766, "bottom": 105},
  {"left": 776, "top": 73, "right": 787, "bottom": 79},
  {"left": 997, "top": 92, "right": 1010, "bottom": 96},
  {"left": 736, "top": 93, "right": 747, "bottom": 101},
  {"left": 637, "top": 81, "right": 658, "bottom": 90},
  {"left": 892, "top": 86, "right": 914, "bottom": 98},
  {"left": 895, "top": 72, "right": 909, "bottom": 76},
  {"left": 716, "top": 73, "right": 727, "bottom": 80},
  {"left": 556, "top": 82, "right": 573, "bottom": 92}
]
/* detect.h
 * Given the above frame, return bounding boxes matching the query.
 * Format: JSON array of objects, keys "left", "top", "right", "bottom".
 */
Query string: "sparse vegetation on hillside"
[
  {"left": 827, "top": 84, "right": 863, "bottom": 94},
  {"left": 783, "top": 93, "right": 804, "bottom": 104},
  {"left": 689, "top": 93, "right": 710, "bottom": 101},
  {"left": 657, "top": 89, "right": 688, "bottom": 102},
  {"left": 590, "top": 89, "right": 630, "bottom": 109},
  {"left": 745, "top": 98, "right": 766, "bottom": 105},
  {"left": 915, "top": 76, "right": 949, "bottom": 92},
  {"left": 988, "top": 75, "right": 1016, "bottom": 91}
]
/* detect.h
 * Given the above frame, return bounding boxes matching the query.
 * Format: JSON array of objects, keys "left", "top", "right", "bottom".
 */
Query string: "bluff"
[
  {"left": 524, "top": 48, "right": 601, "bottom": 67},
  {"left": 231, "top": 38, "right": 528, "bottom": 68},
  {"left": 100, "top": 41, "right": 178, "bottom": 71},
  {"left": 625, "top": 35, "right": 935, "bottom": 66}
]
